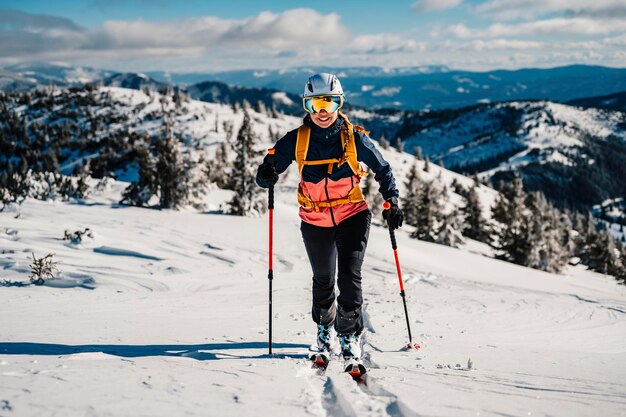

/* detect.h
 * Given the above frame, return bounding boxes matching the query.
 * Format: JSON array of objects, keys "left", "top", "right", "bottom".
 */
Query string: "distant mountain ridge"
[
  {"left": 148, "top": 65, "right": 626, "bottom": 111},
  {"left": 186, "top": 81, "right": 301, "bottom": 115},
  {"left": 101, "top": 72, "right": 169, "bottom": 91},
  {"left": 567, "top": 91, "right": 626, "bottom": 112},
  {"left": 3, "top": 63, "right": 626, "bottom": 112},
  {"left": 146, "top": 65, "right": 450, "bottom": 86},
  {"left": 3, "top": 63, "right": 113, "bottom": 89}
]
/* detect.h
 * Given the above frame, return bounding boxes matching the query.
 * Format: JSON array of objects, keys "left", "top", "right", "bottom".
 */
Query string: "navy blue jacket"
[{"left": 256, "top": 115, "right": 399, "bottom": 201}]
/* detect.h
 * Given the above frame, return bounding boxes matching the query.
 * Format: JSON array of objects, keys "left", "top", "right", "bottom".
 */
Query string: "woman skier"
[{"left": 256, "top": 73, "right": 403, "bottom": 374}]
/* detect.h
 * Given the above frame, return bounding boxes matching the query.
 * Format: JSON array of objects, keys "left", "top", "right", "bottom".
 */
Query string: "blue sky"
[{"left": 0, "top": 0, "right": 624, "bottom": 72}]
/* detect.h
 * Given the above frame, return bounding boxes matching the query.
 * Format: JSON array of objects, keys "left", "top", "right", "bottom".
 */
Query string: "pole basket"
[{"left": 401, "top": 342, "right": 422, "bottom": 351}]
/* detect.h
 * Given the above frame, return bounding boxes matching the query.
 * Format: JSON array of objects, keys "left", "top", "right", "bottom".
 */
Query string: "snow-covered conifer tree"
[
  {"left": 155, "top": 120, "right": 194, "bottom": 209},
  {"left": 437, "top": 208, "right": 465, "bottom": 248},
  {"left": 461, "top": 183, "right": 488, "bottom": 242},
  {"left": 402, "top": 162, "right": 422, "bottom": 228},
  {"left": 205, "top": 142, "right": 231, "bottom": 189},
  {"left": 573, "top": 211, "right": 598, "bottom": 266},
  {"left": 394, "top": 137, "right": 404, "bottom": 153},
  {"left": 379, "top": 135, "right": 390, "bottom": 150},
  {"left": 411, "top": 178, "right": 444, "bottom": 242},
  {"left": 255, "top": 101, "right": 267, "bottom": 115},
  {"left": 414, "top": 146, "right": 423, "bottom": 161},
  {"left": 120, "top": 141, "right": 157, "bottom": 207},
  {"left": 491, "top": 177, "right": 532, "bottom": 266},
  {"left": 587, "top": 230, "right": 620, "bottom": 275},
  {"left": 227, "top": 110, "right": 264, "bottom": 216},
  {"left": 525, "top": 192, "right": 570, "bottom": 273}
]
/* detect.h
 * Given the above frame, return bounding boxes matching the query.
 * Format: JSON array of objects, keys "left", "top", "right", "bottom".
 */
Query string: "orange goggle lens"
[{"left": 303, "top": 95, "right": 344, "bottom": 114}]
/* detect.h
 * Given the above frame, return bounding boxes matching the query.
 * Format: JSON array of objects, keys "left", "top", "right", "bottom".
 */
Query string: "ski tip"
[
  {"left": 310, "top": 353, "right": 329, "bottom": 369},
  {"left": 348, "top": 368, "right": 362, "bottom": 378},
  {"left": 353, "top": 373, "right": 367, "bottom": 384},
  {"left": 345, "top": 363, "right": 367, "bottom": 381}
]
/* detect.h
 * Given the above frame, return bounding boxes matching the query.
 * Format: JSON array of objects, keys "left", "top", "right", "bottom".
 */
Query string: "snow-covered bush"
[
  {"left": 29, "top": 253, "right": 59, "bottom": 285},
  {"left": 63, "top": 228, "right": 94, "bottom": 244}
]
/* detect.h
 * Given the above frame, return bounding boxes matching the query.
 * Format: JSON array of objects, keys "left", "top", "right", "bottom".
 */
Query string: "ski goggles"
[{"left": 302, "top": 95, "right": 344, "bottom": 114}]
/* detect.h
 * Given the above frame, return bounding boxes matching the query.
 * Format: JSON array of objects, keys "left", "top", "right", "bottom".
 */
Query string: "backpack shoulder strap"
[
  {"left": 295, "top": 125, "right": 311, "bottom": 175},
  {"left": 339, "top": 113, "right": 368, "bottom": 177}
]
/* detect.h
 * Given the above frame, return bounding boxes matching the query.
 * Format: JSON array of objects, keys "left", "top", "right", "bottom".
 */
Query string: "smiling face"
[{"left": 310, "top": 109, "right": 338, "bottom": 129}]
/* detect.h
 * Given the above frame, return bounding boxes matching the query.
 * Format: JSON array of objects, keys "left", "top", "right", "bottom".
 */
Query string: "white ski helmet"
[{"left": 303, "top": 73, "right": 344, "bottom": 98}]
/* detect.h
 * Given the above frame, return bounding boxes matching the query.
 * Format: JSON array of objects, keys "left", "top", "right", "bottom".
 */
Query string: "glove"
[
  {"left": 382, "top": 197, "right": 403, "bottom": 230},
  {"left": 258, "top": 159, "right": 278, "bottom": 186}
]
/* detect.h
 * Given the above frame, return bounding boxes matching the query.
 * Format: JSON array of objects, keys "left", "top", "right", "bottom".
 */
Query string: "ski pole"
[
  {"left": 383, "top": 202, "right": 420, "bottom": 350},
  {"left": 267, "top": 148, "right": 275, "bottom": 355}
]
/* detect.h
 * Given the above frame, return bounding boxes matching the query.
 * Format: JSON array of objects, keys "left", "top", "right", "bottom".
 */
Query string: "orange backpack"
[{"left": 295, "top": 112, "right": 369, "bottom": 211}]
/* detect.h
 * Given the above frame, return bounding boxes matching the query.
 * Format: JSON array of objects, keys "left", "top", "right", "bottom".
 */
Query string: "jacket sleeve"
[
  {"left": 256, "top": 129, "right": 297, "bottom": 189},
  {"left": 355, "top": 131, "right": 399, "bottom": 200}
]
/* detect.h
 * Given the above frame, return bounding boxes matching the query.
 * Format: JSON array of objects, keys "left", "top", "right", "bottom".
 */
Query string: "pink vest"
[{"left": 298, "top": 176, "right": 369, "bottom": 227}]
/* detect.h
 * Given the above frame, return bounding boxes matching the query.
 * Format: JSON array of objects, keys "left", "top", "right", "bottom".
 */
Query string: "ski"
[
  {"left": 310, "top": 352, "right": 330, "bottom": 371},
  {"left": 344, "top": 359, "right": 367, "bottom": 382}
]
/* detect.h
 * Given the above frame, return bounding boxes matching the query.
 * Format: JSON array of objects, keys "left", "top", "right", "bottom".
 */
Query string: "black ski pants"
[{"left": 300, "top": 209, "right": 371, "bottom": 336}]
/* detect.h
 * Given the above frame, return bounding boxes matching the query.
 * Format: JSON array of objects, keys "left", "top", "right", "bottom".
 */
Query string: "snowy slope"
[
  {"left": 353, "top": 99, "right": 626, "bottom": 210},
  {"left": 398, "top": 101, "right": 625, "bottom": 172},
  {"left": 2, "top": 85, "right": 300, "bottom": 184},
  {"left": 2, "top": 87, "right": 626, "bottom": 416},
  {"left": 2, "top": 176, "right": 626, "bottom": 415}
]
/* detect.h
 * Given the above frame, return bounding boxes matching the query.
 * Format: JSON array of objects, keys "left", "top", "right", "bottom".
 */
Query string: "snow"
[
  {"left": 401, "top": 99, "right": 625, "bottom": 179},
  {"left": 372, "top": 87, "right": 401, "bottom": 97},
  {"left": 544, "top": 150, "right": 574, "bottom": 166},
  {"left": 1, "top": 182, "right": 625, "bottom": 417},
  {"left": 271, "top": 92, "right": 294, "bottom": 106},
  {"left": 1, "top": 88, "right": 626, "bottom": 416}
]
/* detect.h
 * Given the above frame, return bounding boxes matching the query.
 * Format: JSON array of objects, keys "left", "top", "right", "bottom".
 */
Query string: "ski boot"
[
  {"left": 339, "top": 333, "right": 367, "bottom": 379},
  {"left": 310, "top": 324, "right": 332, "bottom": 369}
]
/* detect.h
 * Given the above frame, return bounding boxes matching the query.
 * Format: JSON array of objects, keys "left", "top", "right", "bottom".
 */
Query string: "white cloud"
[
  {"left": 476, "top": 0, "right": 626, "bottom": 20},
  {"left": 553, "top": 40, "right": 604, "bottom": 50},
  {"left": 603, "top": 33, "right": 626, "bottom": 46},
  {"left": 445, "top": 18, "right": 626, "bottom": 38},
  {"left": 0, "top": 9, "right": 351, "bottom": 58},
  {"left": 458, "top": 39, "right": 543, "bottom": 51},
  {"left": 1, "top": 8, "right": 622, "bottom": 72},
  {"left": 613, "top": 50, "right": 626, "bottom": 61},
  {"left": 351, "top": 34, "right": 427, "bottom": 54},
  {"left": 411, "top": 0, "right": 462, "bottom": 12},
  {"left": 544, "top": 50, "right": 605, "bottom": 63},
  {"left": 0, "top": 9, "right": 443, "bottom": 71},
  {"left": 91, "top": 9, "right": 350, "bottom": 51}
]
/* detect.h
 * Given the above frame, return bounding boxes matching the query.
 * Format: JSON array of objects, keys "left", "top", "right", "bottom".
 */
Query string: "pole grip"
[
  {"left": 388, "top": 227, "right": 398, "bottom": 250},
  {"left": 268, "top": 186, "right": 274, "bottom": 210},
  {"left": 267, "top": 148, "right": 275, "bottom": 210},
  {"left": 383, "top": 201, "right": 398, "bottom": 250}
]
